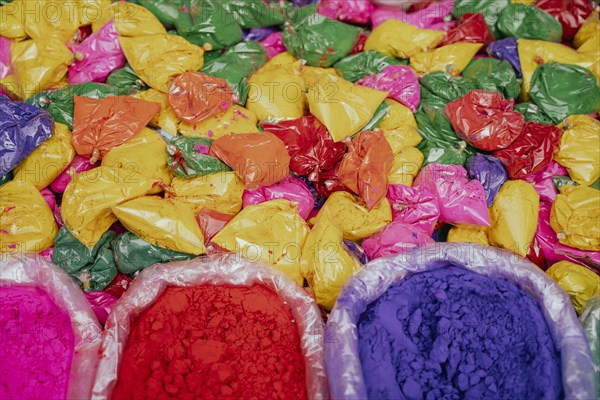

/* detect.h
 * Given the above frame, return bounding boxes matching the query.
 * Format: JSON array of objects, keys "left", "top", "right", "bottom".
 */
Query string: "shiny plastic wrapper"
[
  {"left": 357, "top": 65, "right": 420, "bottom": 112},
  {"left": 379, "top": 99, "right": 422, "bottom": 149},
  {"left": 514, "top": 102, "right": 554, "bottom": 124},
  {"left": 364, "top": 20, "right": 445, "bottom": 59},
  {"left": 261, "top": 31, "right": 286, "bottom": 59},
  {"left": 551, "top": 185, "right": 600, "bottom": 251},
  {"left": 197, "top": 209, "right": 234, "bottom": 244},
  {"left": 85, "top": 291, "right": 117, "bottom": 327},
  {"left": 112, "top": 196, "right": 206, "bottom": 256},
  {"left": 1, "top": 254, "right": 102, "bottom": 400},
  {"left": 580, "top": 294, "right": 600, "bottom": 388},
  {"left": 547, "top": 261, "right": 600, "bottom": 315},
  {"left": 445, "top": 90, "right": 524, "bottom": 151},
  {"left": 494, "top": 121, "right": 562, "bottom": 179},
  {"left": 318, "top": 0, "right": 374, "bottom": 24},
  {"left": 52, "top": 227, "right": 118, "bottom": 292},
  {"left": 371, "top": 0, "right": 454, "bottom": 30},
  {"left": 0, "top": 5, "right": 27, "bottom": 40},
  {"left": 555, "top": 115, "right": 600, "bottom": 186},
  {"left": 462, "top": 58, "right": 521, "bottom": 100},
  {"left": 106, "top": 64, "right": 148, "bottom": 94},
  {"left": 223, "top": 0, "right": 286, "bottom": 29},
  {"left": 386, "top": 184, "right": 440, "bottom": 235},
  {"left": 452, "top": 0, "right": 510, "bottom": 37},
  {"left": 388, "top": 145, "right": 423, "bottom": 186},
  {"left": 466, "top": 154, "right": 508, "bottom": 207},
  {"left": 410, "top": 42, "right": 483, "bottom": 76},
  {"left": 573, "top": 10, "right": 599, "bottom": 49},
  {"left": 447, "top": 224, "right": 491, "bottom": 246},
  {"left": 50, "top": 155, "right": 94, "bottom": 194},
  {"left": 536, "top": 0, "right": 593, "bottom": 40},
  {"left": 132, "top": 89, "right": 179, "bottom": 134},
  {"left": 333, "top": 51, "right": 406, "bottom": 83},
  {"left": 166, "top": 136, "right": 231, "bottom": 179},
  {"left": 0, "top": 180, "right": 58, "bottom": 253},
  {"left": 41, "top": 188, "right": 63, "bottom": 228},
  {"left": 136, "top": 0, "right": 184, "bottom": 29},
  {"left": 211, "top": 199, "right": 310, "bottom": 285},
  {"left": 243, "top": 176, "right": 314, "bottom": 220},
  {"left": 439, "top": 13, "right": 495, "bottom": 47},
  {"left": 324, "top": 243, "right": 597, "bottom": 400},
  {"left": 362, "top": 221, "right": 433, "bottom": 260},
  {"left": 0, "top": 171, "right": 12, "bottom": 187},
  {"left": 523, "top": 161, "right": 568, "bottom": 203},
  {"left": 487, "top": 37, "right": 522, "bottom": 78},
  {"left": 92, "top": 2, "right": 166, "bottom": 37},
  {"left": 175, "top": 1, "right": 242, "bottom": 50},
  {"left": 17, "top": 0, "right": 78, "bottom": 42},
  {"left": 497, "top": 3, "right": 562, "bottom": 42},
  {"left": 419, "top": 72, "right": 477, "bottom": 110},
  {"left": 0, "top": 36, "right": 10, "bottom": 79},
  {"left": 178, "top": 104, "right": 258, "bottom": 138},
  {"left": 91, "top": 253, "right": 328, "bottom": 399}
]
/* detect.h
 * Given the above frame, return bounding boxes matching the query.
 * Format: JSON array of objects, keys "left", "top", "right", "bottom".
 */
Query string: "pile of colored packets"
[{"left": 1, "top": 0, "right": 600, "bottom": 397}]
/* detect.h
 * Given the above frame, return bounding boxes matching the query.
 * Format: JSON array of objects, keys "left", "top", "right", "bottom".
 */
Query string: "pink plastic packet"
[
  {"left": 49, "top": 155, "right": 94, "bottom": 193},
  {"left": 413, "top": 163, "right": 490, "bottom": 226},
  {"left": 386, "top": 184, "right": 440, "bottom": 235},
  {"left": 39, "top": 246, "right": 54, "bottom": 261},
  {"left": 242, "top": 175, "right": 314, "bottom": 219},
  {"left": 522, "top": 161, "right": 568, "bottom": 203},
  {"left": 40, "top": 188, "right": 63, "bottom": 228},
  {"left": 261, "top": 32, "right": 286, "bottom": 59},
  {"left": 85, "top": 291, "right": 118, "bottom": 327},
  {"left": 0, "top": 36, "right": 11, "bottom": 79},
  {"left": 371, "top": 0, "right": 455, "bottom": 29},
  {"left": 68, "top": 20, "right": 125, "bottom": 84},
  {"left": 357, "top": 65, "right": 420, "bottom": 112},
  {"left": 318, "top": 0, "right": 375, "bottom": 25},
  {"left": 362, "top": 221, "right": 434, "bottom": 259}
]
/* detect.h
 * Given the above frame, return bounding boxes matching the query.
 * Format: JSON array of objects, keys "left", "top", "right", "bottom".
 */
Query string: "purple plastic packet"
[
  {"left": 299, "top": 176, "right": 327, "bottom": 209},
  {"left": 362, "top": 221, "right": 433, "bottom": 260},
  {"left": 245, "top": 27, "right": 279, "bottom": 42},
  {"left": 357, "top": 65, "right": 420, "bottom": 112},
  {"left": 0, "top": 95, "right": 54, "bottom": 176},
  {"left": 84, "top": 291, "right": 118, "bottom": 326},
  {"left": 466, "top": 154, "right": 508, "bottom": 207},
  {"left": 0, "top": 36, "right": 11, "bottom": 79},
  {"left": 344, "top": 240, "right": 369, "bottom": 264},
  {"left": 242, "top": 175, "right": 315, "bottom": 219},
  {"left": 49, "top": 155, "right": 94, "bottom": 193},
  {"left": 261, "top": 32, "right": 286, "bottom": 59},
  {"left": 371, "top": 0, "right": 454, "bottom": 29},
  {"left": 318, "top": 0, "right": 375, "bottom": 25},
  {"left": 386, "top": 184, "right": 440, "bottom": 235},
  {"left": 68, "top": 20, "right": 125, "bottom": 84},
  {"left": 523, "top": 161, "right": 568, "bottom": 203},
  {"left": 292, "top": 0, "right": 319, "bottom": 5},
  {"left": 487, "top": 37, "right": 522, "bottom": 78}
]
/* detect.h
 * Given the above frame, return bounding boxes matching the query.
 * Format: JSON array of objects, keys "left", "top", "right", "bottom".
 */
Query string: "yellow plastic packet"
[
  {"left": 389, "top": 146, "right": 424, "bottom": 186},
  {"left": 0, "top": 6, "right": 27, "bottom": 40},
  {"left": 518, "top": 39, "right": 600, "bottom": 100},
  {"left": 546, "top": 261, "right": 600, "bottom": 314},
  {"left": 574, "top": 12, "right": 599, "bottom": 49},
  {"left": 61, "top": 166, "right": 158, "bottom": 249},
  {"left": 112, "top": 196, "right": 206, "bottom": 255},
  {"left": 178, "top": 105, "right": 259, "bottom": 138},
  {"left": 447, "top": 225, "right": 490, "bottom": 246},
  {"left": 410, "top": 43, "right": 483, "bottom": 76},
  {"left": 2, "top": 38, "right": 72, "bottom": 99},
  {"left": 167, "top": 172, "right": 245, "bottom": 215},
  {"left": 379, "top": 99, "right": 422, "bottom": 151},
  {"left": 133, "top": 89, "right": 180, "bottom": 135},
  {"left": 15, "top": 0, "right": 80, "bottom": 43},
  {"left": 364, "top": 20, "right": 445, "bottom": 58},
  {"left": 79, "top": 0, "right": 111, "bottom": 26},
  {"left": 300, "top": 213, "right": 363, "bottom": 310},
  {"left": 101, "top": 128, "right": 172, "bottom": 192},
  {"left": 246, "top": 53, "right": 306, "bottom": 121},
  {"left": 92, "top": 2, "right": 166, "bottom": 36},
  {"left": 489, "top": 180, "right": 540, "bottom": 256},
  {"left": 301, "top": 66, "right": 340, "bottom": 88},
  {"left": 308, "top": 73, "right": 388, "bottom": 142},
  {"left": 551, "top": 185, "right": 600, "bottom": 251},
  {"left": 555, "top": 115, "right": 600, "bottom": 186},
  {"left": 511, "top": 0, "right": 535, "bottom": 4},
  {"left": 211, "top": 199, "right": 310, "bottom": 285},
  {"left": 311, "top": 191, "right": 392, "bottom": 241},
  {"left": 120, "top": 34, "right": 204, "bottom": 93},
  {"left": 0, "top": 180, "right": 57, "bottom": 253},
  {"left": 13, "top": 122, "right": 75, "bottom": 190}
]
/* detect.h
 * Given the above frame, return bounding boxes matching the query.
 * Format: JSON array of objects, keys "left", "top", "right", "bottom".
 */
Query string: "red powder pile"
[{"left": 111, "top": 284, "right": 308, "bottom": 400}]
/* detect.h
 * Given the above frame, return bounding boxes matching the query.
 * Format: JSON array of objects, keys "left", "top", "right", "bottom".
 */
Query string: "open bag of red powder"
[
  {"left": 324, "top": 243, "right": 597, "bottom": 400},
  {"left": 1, "top": 254, "right": 102, "bottom": 400},
  {"left": 91, "top": 253, "right": 328, "bottom": 400}
]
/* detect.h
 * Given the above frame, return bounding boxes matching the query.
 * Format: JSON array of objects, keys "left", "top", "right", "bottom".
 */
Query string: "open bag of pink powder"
[
  {"left": 92, "top": 253, "right": 328, "bottom": 400},
  {"left": 1, "top": 254, "right": 102, "bottom": 400}
]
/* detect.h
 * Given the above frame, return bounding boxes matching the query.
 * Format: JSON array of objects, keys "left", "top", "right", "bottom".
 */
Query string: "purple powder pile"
[{"left": 357, "top": 266, "right": 563, "bottom": 400}]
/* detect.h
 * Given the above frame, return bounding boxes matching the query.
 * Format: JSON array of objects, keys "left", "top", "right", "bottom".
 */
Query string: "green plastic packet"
[
  {"left": 52, "top": 227, "right": 118, "bottom": 292},
  {"left": 201, "top": 41, "right": 268, "bottom": 105},
  {"left": 416, "top": 104, "right": 476, "bottom": 166},
  {"left": 26, "top": 83, "right": 127, "bottom": 130},
  {"left": 113, "top": 232, "right": 195, "bottom": 275},
  {"left": 360, "top": 101, "right": 391, "bottom": 132},
  {"left": 106, "top": 63, "right": 148, "bottom": 94},
  {"left": 167, "top": 136, "right": 232, "bottom": 179},
  {"left": 530, "top": 62, "right": 600, "bottom": 124},
  {"left": 0, "top": 171, "right": 12, "bottom": 187},
  {"left": 282, "top": 5, "right": 360, "bottom": 67},
  {"left": 137, "top": 0, "right": 185, "bottom": 29},
  {"left": 221, "top": 0, "right": 288, "bottom": 28},
  {"left": 514, "top": 102, "right": 554, "bottom": 124},
  {"left": 497, "top": 3, "right": 562, "bottom": 42},
  {"left": 420, "top": 72, "right": 477, "bottom": 110},
  {"left": 452, "top": 0, "right": 510, "bottom": 37},
  {"left": 553, "top": 176, "right": 600, "bottom": 191},
  {"left": 175, "top": 0, "right": 243, "bottom": 50},
  {"left": 462, "top": 58, "right": 521, "bottom": 99},
  {"left": 333, "top": 51, "right": 407, "bottom": 83}
]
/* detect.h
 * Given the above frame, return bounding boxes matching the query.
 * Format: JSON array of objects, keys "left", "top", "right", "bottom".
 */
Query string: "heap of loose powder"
[
  {"left": 112, "top": 285, "right": 308, "bottom": 400},
  {"left": 0, "top": 286, "right": 75, "bottom": 400},
  {"left": 358, "top": 266, "right": 563, "bottom": 400}
]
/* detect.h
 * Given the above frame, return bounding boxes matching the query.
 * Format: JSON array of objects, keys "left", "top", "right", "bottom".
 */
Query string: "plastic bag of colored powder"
[
  {"left": 0, "top": 36, "right": 11, "bottom": 79},
  {"left": 261, "top": 31, "right": 286, "bottom": 59},
  {"left": 580, "top": 294, "right": 600, "bottom": 387},
  {"left": 1, "top": 253, "right": 102, "bottom": 400},
  {"left": 447, "top": 224, "right": 491, "bottom": 245},
  {"left": 522, "top": 161, "right": 568, "bottom": 203},
  {"left": 85, "top": 291, "right": 117, "bottom": 327},
  {"left": 91, "top": 253, "right": 328, "bottom": 399},
  {"left": 243, "top": 176, "right": 314, "bottom": 220},
  {"left": 555, "top": 115, "right": 600, "bottom": 187},
  {"left": 487, "top": 37, "right": 522, "bottom": 78},
  {"left": 514, "top": 102, "right": 554, "bottom": 124},
  {"left": 221, "top": 0, "right": 287, "bottom": 28},
  {"left": 386, "top": 184, "right": 440, "bottom": 235},
  {"left": 178, "top": 104, "right": 258, "bottom": 138},
  {"left": 357, "top": 65, "right": 420, "bottom": 112},
  {"left": 551, "top": 185, "right": 600, "bottom": 251},
  {"left": 362, "top": 221, "right": 434, "bottom": 259},
  {"left": 49, "top": 155, "right": 94, "bottom": 193},
  {"left": 197, "top": 209, "right": 234, "bottom": 244},
  {"left": 365, "top": 20, "right": 445, "bottom": 59},
  {"left": 324, "top": 243, "right": 597, "bottom": 400},
  {"left": 452, "top": 0, "right": 510, "bottom": 37},
  {"left": 106, "top": 63, "right": 148, "bottom": 93},
  {"left": 465, "top": 154, "right": 508, "bottom": 207},
  {"left": 462, "top": 58, "right": 521, "bottom": 100},
  {"left": 410, "top": 43, "right": 483, "bottom": 76},
  {"left": 371, "top": 0, "right": 454, "bottom": 30},
  {"left": 536, "top": 0, "right": 593, "bottom": 40},
  {"left": 92, "top": 2, "right": 166, "bottom": 37},
  {"left": 547, "top": 261, "right": 600, "bottom": 315},
  {"left": 166, "top": 136, "right": 231, "bottom": 179},
  {"left": 442, "top": 13, "right": 494, "bottom": 48},
  {"left": 419, "top": 72, "right": 478, "bottom": 110},
  {"left": 497, "top": 3, "right": 563, "bottom": 42},
  {"left": 318, "top": 0, "right": 374, "bottom": 24},
  {"left": 333, "top": 51, "right": 406, "bottom": 83}
]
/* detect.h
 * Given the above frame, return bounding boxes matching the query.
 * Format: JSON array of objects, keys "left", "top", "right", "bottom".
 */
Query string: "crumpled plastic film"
[
  {"left": 362, "top": 221, "right": 434, "bottom": 259},
  {"left": 536, "top": 0, "right": 593, "bottom": 40},
  {"left": 379, "top": 99, "right": 422, "bottom": 149},
  {"left": 447, "top": 224, "right": 490, "bottom": 246},
  {"left": 179, "top": 105, "right": 258, "bottom": 139},
  {"left": 90, "top": 253, "right": 328, "bottom": 400},
  {"left": 333, "top": 51, "right": 406, "bottom": 83},
  {"left": 551, "top": 185, "right": 600, "bottom": 251},
  {"left": 243, "top": 176, "right": 314, "bottom": 220},
  {"left": 410, "top": 43, "right": 483, "bottom": 76},
  {"left": 386, "top": 184, "right": 440, "bottom": 234},
  {"left": 92, "top": 2, "right": 166, "bottom": 37},
  {"left": 364, "top": 20, "right": 445, "bottom": 58},
  {"left": 523, "top": 161, "right": 568, "bottom": 203},
  {"left": 132, "top": 89, "right": 180, "bottom": 135},
  {"left": 318, "top": 0, "right": 374, "bottom": 25},
  {"left": 488, "top": 37, "right": 523, "bottom": 79},
  {"left": 497, "top": 3, "right": 563, "bottom": 42},
  {"left": 461, "top": 58, "right": 521, "bottom": 100},
  {"left": 0, "top": 36, "right": 11, "bottom": 79},
  {"left": 420, "top": 72, "right": 477, "bottom": 110},
  {"left": 371, "top": 0, "right": 454, "bottom": 30},
  {"left": 50, "top": 155, "right": 94, "bottom": 194},
  {"left": 0, "top": 5, "right": 27, "bottom": 40},
  {"left": 439, "top": 13, "right": 494, "bottom": 47},
  {"left": 324, "top": 243, "right": 597, "bottom": 400},
  {"left": 357, "top": 65, "right": 420, "bottom": 112},
  {"left": 166, "top": 136, "right": 231, "bottom": 179},
  {"left": 465, "top": 154, "right": 509, "bottom": 207},
  {"left": 580, "top": 294, "right": 600, "bottom": 390},
  {"left": 1, "top": 253, "right": 102, "bottom": 400},
  {"left": 554, "top": 115, "right": 600, "bottom": 187},
  {"left": 547, "top": 261, "right": 600, "bottom": 315}
]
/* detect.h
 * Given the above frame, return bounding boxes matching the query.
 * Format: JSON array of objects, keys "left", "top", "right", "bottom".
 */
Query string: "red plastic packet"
[
  {"left": 103, "top": 273, "right": 133, "bottom": 298},
  {"left": 197, "top": 209, "right": 235, "bottom": 244},
  {"left": 535, "top": 0, "right": 593, "bottom": 40},
  {"left": 350, "top": 31, "right": 369, "bottom": 55},
  {"left": 439, "top": 13, "right": 495, "bottom": 47},
  {"left": 312, "top": 162, "right": 349, "bottom": 198}
]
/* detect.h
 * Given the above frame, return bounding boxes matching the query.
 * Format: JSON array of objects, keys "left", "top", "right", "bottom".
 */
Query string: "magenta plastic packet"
[
  {"left": 84, "top": 291, "right": 118, "bottom": 327},
  {"left": 357, "top": 65, "right": 420, "bottom": 112},
  {"left": 40, "top": 188, "right": 64, "bottom": 228},
  {"left": 39, "top": 246, "right": 54, "bottom": 261},
  {"left": 0, "top": 36, "right": 11, "bottom": 78},
  {"left": 261, "top": 32, "right": 286, "bottom": 59},
  {"left": 413, "top": 163, "right": 490, "bottom": 226},
  {"left": 68, "top": 20, "right": 125, "bottom": 84},
  {"left": 49, "top": 155, "right": 94, "bottom": 193},
  {"left": 318, "top": 0, "right": 375, "bottom": 25},
  {"left": 362, "top": 221, "right": 433, "bottom": 260},
  {"left": 523, "top": 161, "right": 568, "bottom": 203},
  {"left": 371, "top": 0, "right": 454, "bottom": 30},
  {"left": 242, "top": 175, "right": 314, "bottom": 219},
  {"left": 465, "top": 154, "right": 508, "bottom": 207},
  {"left": 386, "top": 184, "right": 440, "bottom": 235},
  {"left": 487, "top": 37, "right": 522, "bottom": 78}
]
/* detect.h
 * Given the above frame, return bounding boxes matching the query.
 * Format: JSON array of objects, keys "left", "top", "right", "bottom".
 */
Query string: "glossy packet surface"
[
  {"left": 554, "top": 115, "right": 600, "bottom": 186},
  {"left": 386, "top": 184, "right": 440, "bottom": 235},
  {"left": 551, "top": 185, "right": 600, "bottom": 251},
  {"left": 243, "top": 176, "right": 314, "bottom": 220},
  {"left": 465, "top": 154, "right": 509, "bottom": 207},
  {"left": 357, "top": 65, "right": 420, "bottom": 112},
  {"left": 362, "top": 221, "right": 433, "bottom": 259},
  {"left": 547, "top": 261, "right": 600, "bottom": 315}
]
